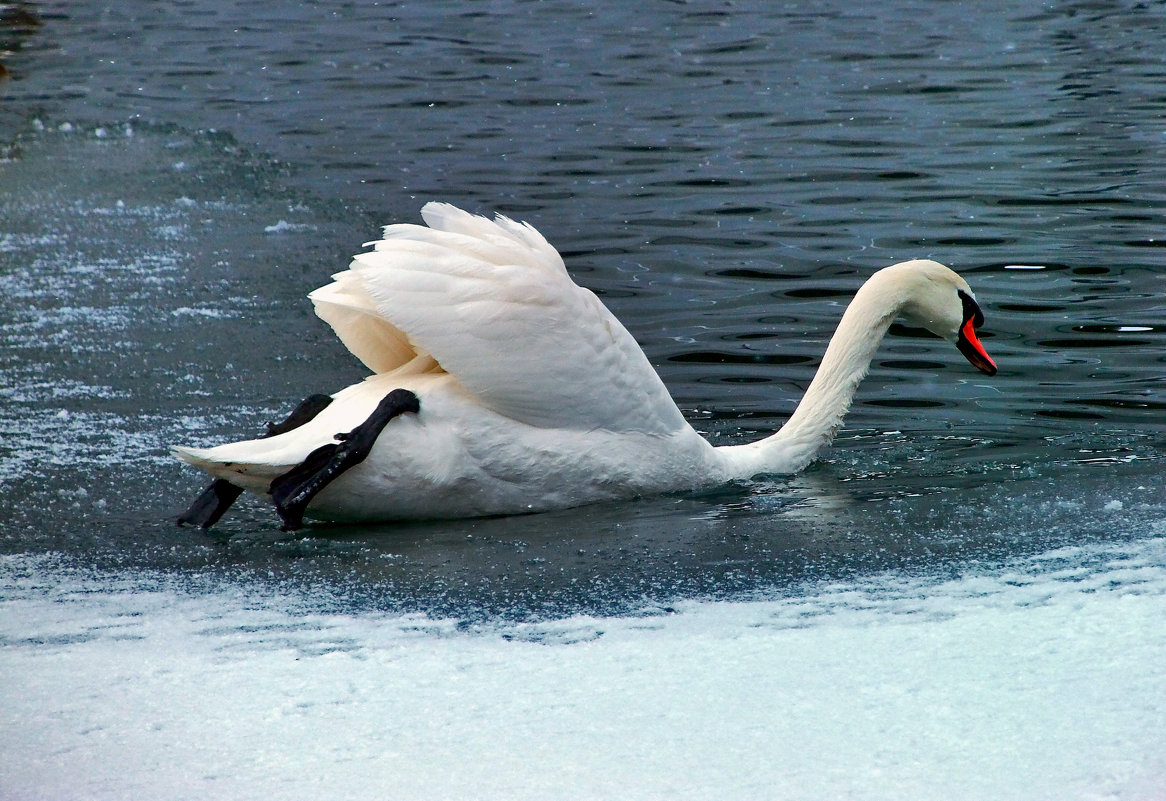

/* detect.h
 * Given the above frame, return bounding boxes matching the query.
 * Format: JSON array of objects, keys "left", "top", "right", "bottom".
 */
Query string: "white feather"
[{"left": 174, "top": 204, "right": 994, "bottom": 523}]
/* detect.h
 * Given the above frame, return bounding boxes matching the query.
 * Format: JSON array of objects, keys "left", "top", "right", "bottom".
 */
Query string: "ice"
[
  {"left": 3, "top": 538, "right": 1164, "bottom": 801},
  {"left": 3, "top": 10, "right": 1165, "bottom": 800},
  {"left": 264, "top": 219, "right": 317, "bottom": 234},
  {"left": 171, "top": 306, "right": 237, "bottom": 319}
]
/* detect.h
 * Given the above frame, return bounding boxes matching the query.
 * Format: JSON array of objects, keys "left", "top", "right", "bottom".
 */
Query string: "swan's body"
[{"left": 174, "top": 203, "right": 996, "bottom": 526}]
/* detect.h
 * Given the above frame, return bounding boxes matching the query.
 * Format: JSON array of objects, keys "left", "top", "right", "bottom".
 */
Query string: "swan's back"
[{"left": 309, "top": 203, "right": 688, "bottom": 435}]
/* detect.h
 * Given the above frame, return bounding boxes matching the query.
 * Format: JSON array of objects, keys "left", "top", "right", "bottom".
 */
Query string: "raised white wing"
[{"left": 309, "top": 203, "right": 687, "bottom": 435}]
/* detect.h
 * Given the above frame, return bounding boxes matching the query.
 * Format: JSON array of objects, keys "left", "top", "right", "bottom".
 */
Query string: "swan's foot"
[
  {"left": 176, "top": 480, "right": 244, "bottom": 530},
  {"left": 177, "top": 393, "right": 334, "bottom": 529},
  {"left": 268, "top": 388, "right": 420, "bottom": 531}
]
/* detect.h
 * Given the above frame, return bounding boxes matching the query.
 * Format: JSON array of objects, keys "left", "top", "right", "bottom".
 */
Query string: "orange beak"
[{"left": 955, "top": 292, "right": 997, "bottom": 376}]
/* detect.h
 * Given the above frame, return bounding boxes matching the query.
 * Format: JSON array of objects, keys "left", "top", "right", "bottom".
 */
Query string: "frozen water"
[
  {"left": 4, "top": 3, "right": 1166, "bottom": 799},
  {"left": 3, "top": 538, "right": 1165, "bottom": 801}
]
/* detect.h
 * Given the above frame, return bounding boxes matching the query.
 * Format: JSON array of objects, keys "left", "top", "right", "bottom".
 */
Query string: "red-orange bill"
[{"left": 957, "top": 315, "right": 997, "bottom": 375}]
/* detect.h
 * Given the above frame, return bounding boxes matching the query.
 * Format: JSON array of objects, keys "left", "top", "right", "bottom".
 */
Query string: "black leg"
[
  {"left": 176, "top": 480, "right": 244, "bottom": 529},
  {"left": 268, "top": 388, "right": 420, "bottom": 531},
  {"left": 265, "top": 394, "right": 334, "bottom": 437},
  {"left": 177, "top": 393, "right": 335, "bottom": 528}
]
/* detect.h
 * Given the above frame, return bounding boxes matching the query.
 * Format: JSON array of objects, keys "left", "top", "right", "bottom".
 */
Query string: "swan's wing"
[
  {"left": 309, "top": 203, "right": 687, "bottom": 435},
  {"left": 309, "top": 269, "right": 417, "bottom": 373}
]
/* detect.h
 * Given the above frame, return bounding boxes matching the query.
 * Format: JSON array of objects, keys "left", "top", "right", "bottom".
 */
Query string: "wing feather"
[{"left": 309, "top": 203, "right": 686, "bottom": 434}]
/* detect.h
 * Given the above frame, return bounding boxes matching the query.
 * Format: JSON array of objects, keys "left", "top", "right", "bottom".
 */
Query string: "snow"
[
  {"left": 3, "top": 537, "right": 1165, "bottom": 801},
  {"left": 264, "top": 219, "right": 317, "bottom": 234}
]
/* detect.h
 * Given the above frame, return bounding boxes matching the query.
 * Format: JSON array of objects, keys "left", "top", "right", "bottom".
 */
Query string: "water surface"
[{"left": 2, "top": 2, "right": 1165, "bottom": 798}]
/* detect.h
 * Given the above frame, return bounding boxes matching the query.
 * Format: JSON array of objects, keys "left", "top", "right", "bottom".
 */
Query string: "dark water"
[{"left": 3, "top": 0, "right": 1166, "bottom": 619}]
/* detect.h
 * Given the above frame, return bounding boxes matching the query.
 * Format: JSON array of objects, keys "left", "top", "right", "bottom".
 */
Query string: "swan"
[{"left": 174, "top": 202, "right": 997, "bottom": 529}]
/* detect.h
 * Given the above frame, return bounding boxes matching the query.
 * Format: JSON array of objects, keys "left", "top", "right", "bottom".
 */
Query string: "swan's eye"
[{"left": 958, "top": 290, "right": 984, "bottom": 329}]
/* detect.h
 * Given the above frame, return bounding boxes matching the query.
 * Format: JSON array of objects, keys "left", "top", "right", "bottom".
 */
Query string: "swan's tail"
[
  {"left": 174, "top": 392, "right": 337, "bottom": 525},
  {"left": 173, "top": 387, "right": 422, "bottom": 529},
  {"left": 172, "top": 444, "right": 295, "bottom": 493}
]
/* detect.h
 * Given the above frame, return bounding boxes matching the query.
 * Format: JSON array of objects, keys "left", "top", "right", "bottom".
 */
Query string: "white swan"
[{"left": 174, "top": 202, "right": 996, "bottom": 528}]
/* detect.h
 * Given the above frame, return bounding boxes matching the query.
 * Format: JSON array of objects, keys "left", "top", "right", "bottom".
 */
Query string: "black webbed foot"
[
  {"left": 177, "top": 393, "right": 335, "bottom": 529},
  {"left": 268, "top": 388, "right": 420, "bottom": 531},
  {"left": 176, "top": 480, "right": 244, "bottom": 529}
]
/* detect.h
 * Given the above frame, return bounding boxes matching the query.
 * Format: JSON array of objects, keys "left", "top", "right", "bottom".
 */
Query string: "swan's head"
[{"left": 886, "top": 259, "right": 998, "bottom": 376}]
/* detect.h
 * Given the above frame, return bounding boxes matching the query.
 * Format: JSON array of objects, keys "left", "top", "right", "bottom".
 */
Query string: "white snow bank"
[{"left": 2, "top": 537, "right": 1165, "bottom": 801}]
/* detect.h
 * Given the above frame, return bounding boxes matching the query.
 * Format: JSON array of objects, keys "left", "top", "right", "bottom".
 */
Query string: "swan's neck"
[{"left": 717, "top": 272, "right": 905, "bottom": 477}]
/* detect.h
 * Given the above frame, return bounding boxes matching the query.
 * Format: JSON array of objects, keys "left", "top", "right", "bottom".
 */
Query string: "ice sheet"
[{"left": 3, "top": 537, "right": 1164, "bottom": 801}]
